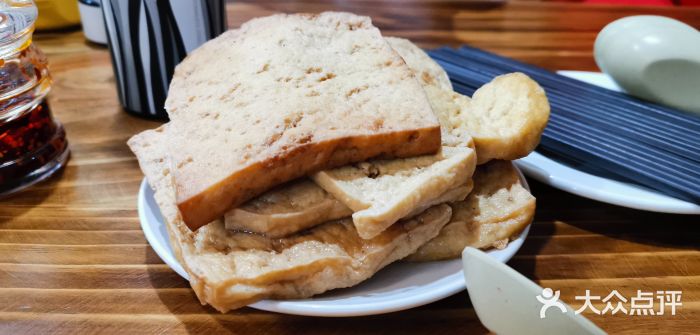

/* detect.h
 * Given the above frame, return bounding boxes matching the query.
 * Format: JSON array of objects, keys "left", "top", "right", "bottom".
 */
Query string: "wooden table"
[{"left": 1, "top": 1, "right": 698, "bottom": 333}]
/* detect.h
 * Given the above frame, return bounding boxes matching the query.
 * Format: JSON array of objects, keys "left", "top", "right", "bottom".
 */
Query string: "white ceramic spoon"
[{"left": 462, "top": 248, "right": 605, "bottom": 335}]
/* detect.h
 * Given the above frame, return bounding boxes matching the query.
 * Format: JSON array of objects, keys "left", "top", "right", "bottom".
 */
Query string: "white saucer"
[
  {"left": 138, "top": 168, "right": 531, "bottom": 317},
  {"left": 515, "top": 71, "right": 700, "bottom": 215}
]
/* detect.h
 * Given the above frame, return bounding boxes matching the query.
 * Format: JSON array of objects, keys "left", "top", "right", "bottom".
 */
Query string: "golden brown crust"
[
  {"left": 465, "top": 73, "right": 550, "bottom": 164},
  {"left": 421, "top": 72, "right": 549, "bottom": 165},
  {"left": 312, "top": 146, "right": 475, "bottom": 239},
  {"left": 178, "top": 126, "right": 441, "bottom": 230},
  {"left": 406, "top": 160, "right": 536, "bottom": 261},
  {"left": 224, "top": 179, "right": 353, "bottom": 238}
]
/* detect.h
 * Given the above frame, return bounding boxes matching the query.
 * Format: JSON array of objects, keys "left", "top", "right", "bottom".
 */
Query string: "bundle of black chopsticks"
[{"left": 429, "top": 46, "right": 700, "bottom": 204}]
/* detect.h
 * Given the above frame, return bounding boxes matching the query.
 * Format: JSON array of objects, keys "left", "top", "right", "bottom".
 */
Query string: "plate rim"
[{"left": 137, "top": 166, "right": 532, "bottom": 317}]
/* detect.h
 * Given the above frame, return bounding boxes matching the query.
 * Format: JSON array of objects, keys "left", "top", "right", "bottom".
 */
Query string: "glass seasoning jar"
[{"left": 0, "top": 0, "right": 68, "bottom": 196}]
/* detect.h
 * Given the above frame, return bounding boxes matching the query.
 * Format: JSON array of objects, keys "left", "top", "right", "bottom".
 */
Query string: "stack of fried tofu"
[{"left": 128, "top": 12, "right": 549, "bottom": 312}]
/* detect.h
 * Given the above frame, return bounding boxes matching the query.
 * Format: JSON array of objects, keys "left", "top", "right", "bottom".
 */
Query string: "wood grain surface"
[{"left": 1, "top": 1, "right": 699, "bottom": 334}]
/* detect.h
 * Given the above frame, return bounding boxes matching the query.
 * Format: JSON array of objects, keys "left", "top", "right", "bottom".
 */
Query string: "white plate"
[
  {"left": 138, "top": 169, "right": 531, "bottom": 317},
  {"left": 515, "top": 71, "right": 700, "bottom": 215}
]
